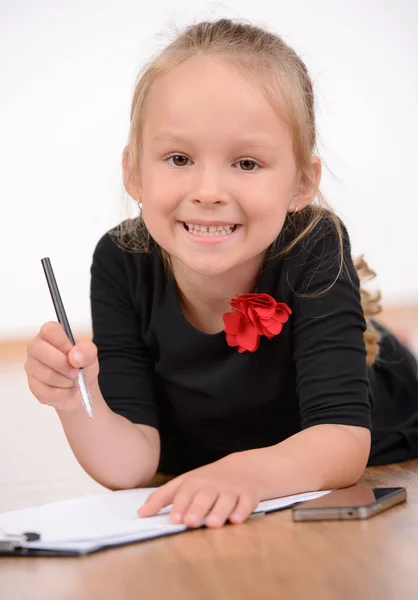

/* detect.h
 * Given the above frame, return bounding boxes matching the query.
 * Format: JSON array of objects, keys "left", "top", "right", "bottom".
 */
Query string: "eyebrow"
[
  {"left": 151, "top": 132, "right": 276, "bottom": 148},
  {"left": 152, "top": 133, "right": 189, "bottom": 145}
]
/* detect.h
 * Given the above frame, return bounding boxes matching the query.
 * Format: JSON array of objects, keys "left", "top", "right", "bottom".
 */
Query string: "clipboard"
[
  {"left": 0, "top": 488, "right": 332, "bottom": 557},
  {"left": 0, "top": 527, "right": 187, "bottom": 557}
]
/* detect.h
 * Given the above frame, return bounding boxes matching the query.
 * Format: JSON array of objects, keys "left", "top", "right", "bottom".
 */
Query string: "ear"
[
  {"left": 122, "top": 146, "right": 142, "bottom": 202},
  {"left": 288, "top": 156, "right": 322, "bottom": 214}
]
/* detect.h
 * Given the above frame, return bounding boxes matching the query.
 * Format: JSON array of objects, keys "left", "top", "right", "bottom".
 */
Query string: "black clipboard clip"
[{"left": 0, "top": 528, "right": 40, "bottom": 553}]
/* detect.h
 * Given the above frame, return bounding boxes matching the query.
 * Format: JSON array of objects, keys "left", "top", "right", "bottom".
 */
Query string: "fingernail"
[
  {"left": 69, "top": 369, "right": 79, "bottom": 378},
  {"left": 171, "top": 512, "right": 182, "bottom": 523},
  {"left": 71, "top": 351, "right": 83, "bottom": 366},
  {"left": 206, "top": 515, "right": 221, "bottom": 526}
]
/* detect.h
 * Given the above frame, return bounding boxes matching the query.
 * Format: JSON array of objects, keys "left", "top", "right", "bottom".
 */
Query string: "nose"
[{"left": 188, "top": 166, "right": 228, "bottom": 207}]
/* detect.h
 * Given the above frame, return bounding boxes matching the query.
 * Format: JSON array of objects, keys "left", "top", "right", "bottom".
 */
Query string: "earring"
[{"left": 290, "top": 205, "right": 298, "bottom": 216}]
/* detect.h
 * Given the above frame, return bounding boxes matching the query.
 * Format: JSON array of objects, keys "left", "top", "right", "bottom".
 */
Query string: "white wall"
[{"left": 1, "top": 0, "right": 417, "bottom": 339}]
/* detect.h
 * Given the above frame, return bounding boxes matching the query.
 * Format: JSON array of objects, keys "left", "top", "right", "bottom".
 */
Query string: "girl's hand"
[
  {"left": 25, "top": 322, "right": 100, "bottom": 412},
  {"left": 137, "top": 454, "right": 261, "bottom": 528}
]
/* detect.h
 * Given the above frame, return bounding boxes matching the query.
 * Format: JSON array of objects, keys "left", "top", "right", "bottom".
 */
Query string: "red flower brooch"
[{"left": 223, "top": 293, "right": 292, "bottom": 353}]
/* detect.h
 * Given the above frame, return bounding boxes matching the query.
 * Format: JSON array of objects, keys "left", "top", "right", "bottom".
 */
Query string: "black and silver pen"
[{"left": 41, "top": 257, "right": 93, "bottom": 418}]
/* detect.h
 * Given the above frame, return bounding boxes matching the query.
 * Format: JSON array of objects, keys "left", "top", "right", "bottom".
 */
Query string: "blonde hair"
[{"left": 113, "top": 18, "right": 382, "bottom": 364}]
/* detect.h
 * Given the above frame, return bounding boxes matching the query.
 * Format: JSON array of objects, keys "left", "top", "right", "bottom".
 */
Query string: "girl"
[{"left": 25, "top": 19, "right": 418, "bottom": 530}]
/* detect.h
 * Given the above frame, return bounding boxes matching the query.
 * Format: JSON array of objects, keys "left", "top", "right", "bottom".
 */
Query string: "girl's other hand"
[{"left": 137, "top": 454, "right": 261, "bottom": 528}]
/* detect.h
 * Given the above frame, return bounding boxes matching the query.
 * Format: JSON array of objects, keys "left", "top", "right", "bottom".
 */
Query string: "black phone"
[{"left": 292, "top": 486, "right": 407, "bottom": 521}]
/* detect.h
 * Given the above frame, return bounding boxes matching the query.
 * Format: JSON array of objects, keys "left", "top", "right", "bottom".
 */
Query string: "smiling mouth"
[{"left": 182, "top": 222, "right": 238, "bottom": 236}]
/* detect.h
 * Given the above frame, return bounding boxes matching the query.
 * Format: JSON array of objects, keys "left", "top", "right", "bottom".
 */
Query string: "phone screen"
[{"left": 296, "top": 486, "right": 405, "bottom": 510}]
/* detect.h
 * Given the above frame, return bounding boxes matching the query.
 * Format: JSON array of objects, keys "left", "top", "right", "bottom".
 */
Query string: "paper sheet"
[{"left": 0, "top": 487, "right": 330, "bottom": 553}]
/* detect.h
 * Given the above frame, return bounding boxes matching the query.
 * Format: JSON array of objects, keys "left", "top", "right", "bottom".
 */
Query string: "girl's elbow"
[{"left": 338, "top": 425, "right": 371, "bottom": 486}]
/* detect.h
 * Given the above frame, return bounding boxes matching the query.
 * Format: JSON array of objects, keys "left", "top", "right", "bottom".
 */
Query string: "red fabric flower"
[{"left": 223, "top": 293, "right": 292, "bottom": 353}]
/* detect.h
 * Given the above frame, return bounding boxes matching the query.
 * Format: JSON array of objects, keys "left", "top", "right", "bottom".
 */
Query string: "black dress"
[{"left": 90, "top": 216, "right": 418, "bottom": 474}]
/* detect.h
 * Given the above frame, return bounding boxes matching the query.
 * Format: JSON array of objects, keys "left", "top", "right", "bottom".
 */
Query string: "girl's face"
[{"left": 138, "top": 56, "right": 317, "bottom": 277}]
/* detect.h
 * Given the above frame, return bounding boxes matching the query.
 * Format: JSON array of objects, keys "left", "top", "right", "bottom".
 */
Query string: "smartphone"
[{"left": 292, "top": 486, "right": 407, "bottom": 521}]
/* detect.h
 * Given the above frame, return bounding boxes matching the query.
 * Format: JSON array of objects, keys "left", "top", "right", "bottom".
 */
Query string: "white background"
[{"left": 1, "top": 0, "right": 417, "bottom": 339}]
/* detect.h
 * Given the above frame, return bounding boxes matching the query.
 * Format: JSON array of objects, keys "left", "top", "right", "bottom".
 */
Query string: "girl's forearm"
[
  {"left": 230, "top": 424, "right": 371, "bottom": 500},
  {"left": 56, "top": 380, "right": 159, "bottom": 490}
]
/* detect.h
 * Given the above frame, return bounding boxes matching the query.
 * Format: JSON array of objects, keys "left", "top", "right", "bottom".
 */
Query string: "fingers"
[
  {"left": 67, "top": 342, "right": 98, "bottom": 371},
  {"left": 183, "top": 489, "right": 237, "bottom": 528},
  {"left": 25, "top": 321, "right": 99, "bottom": 411},
  {"left": 205, "top": 492, "right": 240, "bottom": 528},
  {"left": 37, "top": 321, "right": 75, "bottom": 354},
  {"left": 31, "top": 360, "right": 78, "bottom": 389},
  {"left": 138, "top": 477, "right": 257, "bottom": 529},
  {"left": 26, "top": 323, "right": 98, "bottom": 379},
  {"left": 171, "top": 487, "right": 219, "bottom": 527},
  {"left": 172, "top": 488, "right": 255, "bottom": 529},
  {"left": 137, "top": 477, "right": 183, "bottom": 518},
  {"left": 26, "top": 336, "right": 77, "bottom": 380},
  {"left": 227, "top": 494, "right": 257, "bottom": 525}
]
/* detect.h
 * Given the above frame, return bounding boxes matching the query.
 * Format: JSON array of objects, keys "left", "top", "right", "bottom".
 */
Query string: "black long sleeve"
[{"left": 90, "top": 216, "right": 372, "bottom": 475}]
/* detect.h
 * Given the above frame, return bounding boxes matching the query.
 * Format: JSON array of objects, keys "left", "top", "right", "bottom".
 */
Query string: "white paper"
[
  {"left": 255, "top": 490, "right": 331, "bottom": 514},
  {"left": 0, "top": 488, "right": 330, "bottom": 553}
]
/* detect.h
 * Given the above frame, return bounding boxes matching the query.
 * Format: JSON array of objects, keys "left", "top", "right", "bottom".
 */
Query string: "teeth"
[{"left": 185, "top": 223, "right": 236, "bottom": 236}]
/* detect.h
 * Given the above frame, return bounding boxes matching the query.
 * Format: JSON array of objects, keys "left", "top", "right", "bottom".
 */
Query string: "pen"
[{"left": 41, "top": 257, "right": 93, "bottom": 418}]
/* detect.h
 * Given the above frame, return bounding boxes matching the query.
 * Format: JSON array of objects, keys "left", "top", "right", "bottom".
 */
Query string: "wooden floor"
[{"left": 1, "top": 461, "right": 418, "bottom": 599}]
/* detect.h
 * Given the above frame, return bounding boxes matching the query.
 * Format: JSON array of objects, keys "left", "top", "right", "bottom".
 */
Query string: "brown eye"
[
  {"left": 238, "top": 159, "right": 257, "bottom": 171},
  {"left": 169, "top": 155, "right": 189, "bottom": 167}
]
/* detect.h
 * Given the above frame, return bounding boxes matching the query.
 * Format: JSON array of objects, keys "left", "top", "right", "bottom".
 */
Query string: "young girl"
[{"left": 25, "top": 19, "right": 418, "bottom": 530}]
